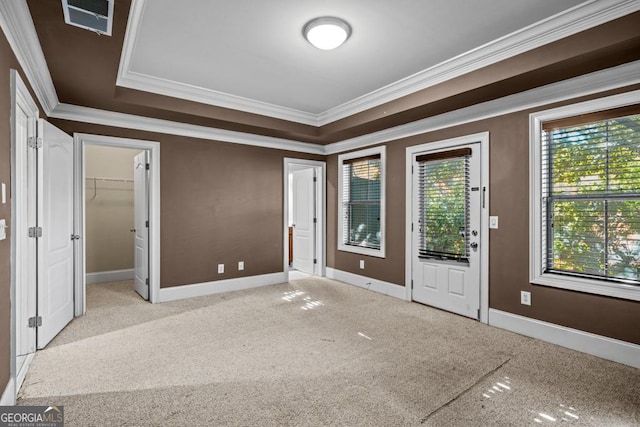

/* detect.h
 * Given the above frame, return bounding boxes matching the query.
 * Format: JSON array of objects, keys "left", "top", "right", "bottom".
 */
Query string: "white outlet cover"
[
  {"left": 1, "top": 183, "right": 5, "bottom": 204},
  {"left": 218, "top": 264, "right": 224, "bottom": 274},
  {"left": 0, "top": 219, "right": 5, "bottom": 240},
  {"left": 238, "top": 261, "right": 244, "bottom": 271},
  {"left": 359, "top": 260, "right": 365, "bottom": 269},
  {"left": 489, "top": 216, "right": 499, "bottom": 229},
  {"left": 520, "top": 290, "right": 531, "bottom": 306}
]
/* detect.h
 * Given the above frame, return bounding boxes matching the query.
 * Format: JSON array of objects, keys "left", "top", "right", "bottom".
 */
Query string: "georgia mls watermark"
[{"left": 0, "top": 406, "right": 64, "bottom": 427}]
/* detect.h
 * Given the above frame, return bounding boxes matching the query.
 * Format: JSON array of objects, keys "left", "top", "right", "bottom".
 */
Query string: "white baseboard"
[
  {"left": 0, "top": 378, "right": 15, "bottom": 406},
  {"left": 326, "top": 268, "right": 407, "bottom": 300},
  {"left": 489, "top": 309, "right": 640, "bottom": 369},
  {"left": 158, "top": 272, "right": 288, "bottom": 303},
  {"left": 86, "top": 269, "right": 134, "bottom": 284}
]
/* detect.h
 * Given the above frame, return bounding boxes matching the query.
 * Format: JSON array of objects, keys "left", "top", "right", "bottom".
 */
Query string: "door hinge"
[
  {"left": 146, "top": 163, "right": 150, "bottom": 170},
  {"left": 313, "top": 176, "right": 317, "bottom": 182},
  {"left": 145, "top": 220, "right": 149, "bottom": 228},
  {"left": 28, "top": 316, "right": 42, "bottom": 328},
  {"left": 313, "top": 217, "right": 317, "bottom": 223},
  {"left": 313, "top": 259, "right": 317, "bottom": 264},
  {"left": 28, "top": 227, "right": 42, "bottom": 238},
  {"left": 411, "top": 279, "right": 413, "bottom": 289},
  {"left": 411, "top": 165, "right": 414, "bottom": 174},
  {"left": 477, "top": 309, "right": 480, "bottom": 319},
  {"left": 411, "top": 223, "right": 414, "bottom": 232},
  {"left": 145, "top": 277, "right": 149, "bottom": 285},
  {"left": 27, "top": 136, "right": 42, "bottom": 149}
]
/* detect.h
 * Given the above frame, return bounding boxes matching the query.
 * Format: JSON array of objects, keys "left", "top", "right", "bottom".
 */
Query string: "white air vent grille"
[{"left": 62, "top": 0, "right": 114, "bottom": 36}]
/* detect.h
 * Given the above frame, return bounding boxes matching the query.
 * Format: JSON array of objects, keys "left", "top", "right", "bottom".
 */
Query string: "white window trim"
[
  {"left": 529, "top": 89, "right": 640, "bottom": 302},
  {"left": 338, "top": 146, "right": 386, "bottom": 258}
]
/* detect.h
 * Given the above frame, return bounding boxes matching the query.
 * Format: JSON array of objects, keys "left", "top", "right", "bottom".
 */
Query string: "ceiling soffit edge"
[
  {"left": 0, "top": 0, "right": 58, "bottom": 115},
  {"left": 48, "top": 60, "right": 640, "bottom": 156},
  {"left": 116, "top": 0, "right": 640, "bottom": 127}
]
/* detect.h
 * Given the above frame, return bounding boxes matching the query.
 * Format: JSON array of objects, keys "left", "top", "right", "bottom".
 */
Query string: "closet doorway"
[
  {"left": 74, "top": 133, "right": 160, "bottom": 315},
  {"left": 84, "top": 145, "right": 142, "bottom": 292}
]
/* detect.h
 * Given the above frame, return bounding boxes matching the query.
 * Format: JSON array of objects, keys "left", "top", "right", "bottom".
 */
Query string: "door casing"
[
  {"left": 405, "top": 132, "right": 490, "bottom": 323},
  {"left": 283, "top": 158, "right": 326, "bottom": 278},
  {"left": 74, "top": 133, "right": 160, "bottom": 314}
]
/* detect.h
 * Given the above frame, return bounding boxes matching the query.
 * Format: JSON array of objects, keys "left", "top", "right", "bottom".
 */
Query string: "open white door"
[
  {"left": 412, "top": 144, "right": 481, "bottom": 319},
  {"left": 291, "top": 168, "right": 316, "bottom": 275},
  {"left": 133, "top": 151, "right": 149, "bottom": 299},
  {"left": 37, "top": 120, "right": 75, "bottom": 349}
]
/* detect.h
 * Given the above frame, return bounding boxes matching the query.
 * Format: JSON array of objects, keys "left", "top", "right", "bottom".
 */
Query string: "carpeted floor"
[{"left": 18, "top": 278, "right": 640, "bottom": 426}]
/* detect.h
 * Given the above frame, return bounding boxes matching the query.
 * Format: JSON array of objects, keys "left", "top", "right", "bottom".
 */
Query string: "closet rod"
[{"left": 85, "top": 176, "right": 134, "bottom": 183}]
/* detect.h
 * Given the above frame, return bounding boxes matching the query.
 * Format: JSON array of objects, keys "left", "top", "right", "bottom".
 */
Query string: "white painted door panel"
[
  {"left": 412, "top": 143, "right": 481, "bottom": 319},
  {"left": 16, "top": 111, "right": 37, "bottom": 357},
  {"left": 37, "top": 120, "right": 75, "bottom": 349},
  {"left": 292, "top": 168, "right": 315, "bottom": 274},
  {"left": 133, "top": 151, "right": 149, "bottom": 299}
]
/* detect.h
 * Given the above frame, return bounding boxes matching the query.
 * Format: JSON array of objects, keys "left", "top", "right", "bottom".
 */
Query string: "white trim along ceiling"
[{"left": 1, "top": 0, "right": 639, "bottom": 155}]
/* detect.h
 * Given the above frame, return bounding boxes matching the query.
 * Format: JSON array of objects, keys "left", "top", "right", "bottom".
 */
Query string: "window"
[
  {"left": 417, "top": 148, "right": 471, "bottom": 262},
  {"left": 531, "top": 92, "right": 640, "bottom": 301},
  {"left": 338, "top": 147, "right": 385, "bottom": 257}
]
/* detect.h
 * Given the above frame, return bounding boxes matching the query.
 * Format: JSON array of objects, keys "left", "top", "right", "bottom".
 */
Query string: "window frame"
[
  {"left": 530, "top": 90, "right": 640, "bottom": 302},
  {"left": 338, "top": 146, "right": 386, "bottom": 258}
]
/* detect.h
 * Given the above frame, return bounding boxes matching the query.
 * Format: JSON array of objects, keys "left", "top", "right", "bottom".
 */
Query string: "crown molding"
[
  {"left": 116, "top": 0, "right": 640, "bottom": 127},
  {"left": 0, "top": 0, "right": 59, "bottom": 115},
  {"left": 324, "top": 60, "right": 640, "bottom": 155},
  {"left": 49, "top": 103, "right": 325, "bottom": 155}
]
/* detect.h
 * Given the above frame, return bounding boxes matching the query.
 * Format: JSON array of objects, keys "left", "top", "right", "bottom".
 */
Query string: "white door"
[
  {"left": 37, "top": 119, "right": 75, "bottom": 348},
  {"left": 291, "top": 168, "right": 315, "bottom": 274},
  {"left": 412, "top": 144, "right": 481, "bottom": 319},
  {"left": 16, "top": 111, "right": 37, "bottom": 359},
  {"left": 133, "top": 151, "right": 149, "bottom": 299}
]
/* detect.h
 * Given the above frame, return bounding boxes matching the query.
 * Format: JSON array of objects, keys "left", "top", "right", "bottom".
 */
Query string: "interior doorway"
[
  {"left": 74, "top": 134, "right": 160, "bottom": 314},
  {"left": 284, "top": 159, "right": 326, "bottom": 280},
  {"left": 83, "top": 145, "right": 147, "bottom": 299}
]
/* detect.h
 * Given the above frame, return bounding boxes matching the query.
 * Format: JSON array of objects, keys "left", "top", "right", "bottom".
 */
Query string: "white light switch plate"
[
  {"left": 1, "top": 183, "right": 5, "bottom": 204},
  {"left": 489, "top": 216, "right": 499, "bottom": 229},
  {"left": 238, "top": 261, "right": 244, "bottom": 271},
  {"left": 0, "top": 219, "right": 6, "bottom": 240},
  {"left": 218, "top": 264, "right": 224, "bottom": 274},
  {"left": 359, "top": 260, "right": 365, "bottom": 269}
]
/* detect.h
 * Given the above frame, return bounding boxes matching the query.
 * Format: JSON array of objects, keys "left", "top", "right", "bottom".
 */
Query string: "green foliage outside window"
[{"left": 547, "top": 114, "right": 640, "bottom": 283}]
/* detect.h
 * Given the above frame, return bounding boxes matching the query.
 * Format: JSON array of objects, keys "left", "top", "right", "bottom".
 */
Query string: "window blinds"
[
  {"left": 542, "top": 112, "right": 640, "bottom": 284},
  {"left": 417, "top": 149, "right": 471, "bottom": 261},
  {"left": 342, "top": 155, "right": 381, "bottom": 249}
]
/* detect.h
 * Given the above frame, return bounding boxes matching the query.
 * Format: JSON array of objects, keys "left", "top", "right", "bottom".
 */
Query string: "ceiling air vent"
[{"left": 62, "top": 0, "right": 114, "bottom": 36}]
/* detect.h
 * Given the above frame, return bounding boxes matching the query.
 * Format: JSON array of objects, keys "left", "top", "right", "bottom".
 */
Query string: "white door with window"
[
  {"left": 292, "top": 168, "right": 316, "bottom": 274},
  {"left": 133, "top": 151, "right": 150, "bottom": 299},
  {"left": 37, "top": 119, "right": 75, "bottom": 348},
  {"left": 412, "top": 144, "right": 481, "bottom": 319}
]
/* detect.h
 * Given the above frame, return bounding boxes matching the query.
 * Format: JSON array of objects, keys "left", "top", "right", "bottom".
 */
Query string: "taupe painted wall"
[
  {"left": 49, "top": 119, "right": 323, "bottom": 288},
  {"left": 327, "top": 86, "right": 640, "bottom": 346},
  {"left": 85, "top": 146, "right": 139, "bottom": 273}
]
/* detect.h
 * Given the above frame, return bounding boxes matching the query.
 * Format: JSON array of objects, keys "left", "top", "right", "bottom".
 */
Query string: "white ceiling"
[{"left": 120, "top": 0, "right": 588, "bottom": 122}]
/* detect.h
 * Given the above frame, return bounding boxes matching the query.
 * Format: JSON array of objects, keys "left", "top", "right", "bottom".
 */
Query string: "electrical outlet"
[
  {"left": 238, "top": 261, "right": 244, "bottom": 271},
  {"left": 0, "top": 219, "right": 5, "bottom": 240},
  {"left": 359, "top": 260, "right": 365, "bottom": 269},
  {"left": 520, "top": 291, "right": 531, "bottom": 306},
  {"left": 218, "top": 264, "right": 224, "bottom": 274}
]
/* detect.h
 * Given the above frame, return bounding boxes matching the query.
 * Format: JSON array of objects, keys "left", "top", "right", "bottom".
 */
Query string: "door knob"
[
  {"left": 130, "top": 228, "right": 136, "bottom": 232},
  {"left": 470, "top": 242, "right": 478, "bottom": 250}
]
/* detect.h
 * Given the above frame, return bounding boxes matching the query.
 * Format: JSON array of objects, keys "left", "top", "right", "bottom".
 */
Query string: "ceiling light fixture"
[{"left": 303, "top": 17, "right": 351, "bottom": 50}]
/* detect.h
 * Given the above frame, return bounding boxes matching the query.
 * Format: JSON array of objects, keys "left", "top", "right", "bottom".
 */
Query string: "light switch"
[
  {"left": 0, "top": 219, "right": 6, "bottom": 240},
  {"left": 489, "top": 216, "right": 499, "bottom": 229},
  {"left": 218, "top": 264, "right": 224, "bottom": 274},
  {"left": 359, "top": 260, "right": 365, "bottom": 269}
]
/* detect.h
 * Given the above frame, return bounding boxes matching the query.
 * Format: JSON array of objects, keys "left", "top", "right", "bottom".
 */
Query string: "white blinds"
[
  {"left": 342, "top": 155, "right": 381, "bottom": 249},
  {"left": 417, "top": 149, "right": 470, "bottom": 261},
  {"left": 542, "top": 113, "right": 640, "bottom": 284}
]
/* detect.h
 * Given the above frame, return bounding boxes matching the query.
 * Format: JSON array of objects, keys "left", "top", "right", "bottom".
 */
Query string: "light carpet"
[{"left": 18, "top": 278, "right": 640, "bottom": 426}]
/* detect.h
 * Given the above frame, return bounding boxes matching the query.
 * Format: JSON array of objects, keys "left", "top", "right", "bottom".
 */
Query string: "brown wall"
[
  {"left": 49, "top": 119, "right": 322, "bottom": 288},
  {"left": 327, "top": 85, "right": 640, "bottom": 345}
]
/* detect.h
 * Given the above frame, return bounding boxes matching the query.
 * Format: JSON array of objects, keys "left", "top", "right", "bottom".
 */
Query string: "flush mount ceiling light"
[{"left": 303, "top": 17, "right": 351, "bottom": 50}]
